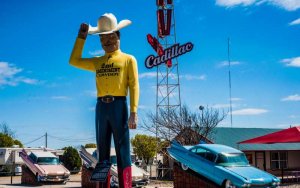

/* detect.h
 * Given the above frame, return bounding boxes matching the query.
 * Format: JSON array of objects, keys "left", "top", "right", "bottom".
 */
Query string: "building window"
[
  {"left": 246, "top": 153, "right": 253, "bottom": 164},
  {"left": 270, "top": 151, "right": 287, "bottom": 169}
]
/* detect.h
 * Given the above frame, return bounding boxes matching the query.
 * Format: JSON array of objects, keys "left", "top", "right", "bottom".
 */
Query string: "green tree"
[
  {"left": 0, "top": 133, "right": 14, "bottom": 147},
  {"left": 61, "top": 146, "right": 82, "bottom": 173},
  {"left": 157, "top": 139, "right": 170, "bottom": 154},
  {"left": 0, "top": 122, "right": 24, "bottom": 147},
  {"left": 14, "top": 139, "right": 24, "bottom": 147},
  {"left": 131, "top": 134, "right": 157, "bottom": 165},
  {"left": 84, "top": 143, "right": 97, "bottom": 148}
]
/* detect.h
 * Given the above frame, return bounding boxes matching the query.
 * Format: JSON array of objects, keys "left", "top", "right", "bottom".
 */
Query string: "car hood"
[
  {"left": 111, "top": 164, "right": 149, "bottom": 179},
  {"left": 38, "top": 165, "right": 70, "bottom": 175},
  {"left": 223, "top": 166, "right": 275, "bottom": 184},
  {"left": 132, "top": 164, "right": 149, "bottom": 178}
]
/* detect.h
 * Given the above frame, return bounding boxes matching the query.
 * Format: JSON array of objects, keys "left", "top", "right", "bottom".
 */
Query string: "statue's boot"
[{"left": 118, "top": 166, "right": 132, "bottom": 188}]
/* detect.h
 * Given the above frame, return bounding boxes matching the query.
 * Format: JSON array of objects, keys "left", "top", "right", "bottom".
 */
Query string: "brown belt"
[{"left": 98, "top": 95, "right": 126, "bottom": 103}]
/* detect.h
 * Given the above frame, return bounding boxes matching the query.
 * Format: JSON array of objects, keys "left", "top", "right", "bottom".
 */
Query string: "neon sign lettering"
[{"left": 145, "top": 42, "right": 193, "bottom": 69}]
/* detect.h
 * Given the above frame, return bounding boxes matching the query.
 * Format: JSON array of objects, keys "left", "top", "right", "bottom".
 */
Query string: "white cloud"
[
  {"left": 139, "top": 72, "right": 157, "bottom": 79},
  {"left": 216, "top": 0, "right": 257, "bottom": 7},
  {"left": 232, "top": 108, "right": 268, "bottom": 115},
  {"left": 156, "top": 85, "right": 178, "bottom": 98},
  {"left": 51, "top": 96, "right": 72, "bottom": 101},
  {"left": 289, "top": 115, "right": 299, "bottom": 118},
  {"left": 0, "top": 62, "right": 38, "bottom": 87},
  {"left": 231, "top": 97, "right": 243, "bottom": 101},
  {"left": 0, "top": 62, "right": 22, "bottom": 76},
  {"left": 216, "top": 0, "right": 300, "bottom": 11},
  {"left": 269, "top": 0, "right": 300, "bottom": 11},
  {"left": 16, "top": 77, "right": 39, "bottom": 85},
  {"left": 289, "top": 18, "right": 300, "bottom": 25},
  {"left": 159, "top": 90, "right": 177, "bottom": 98},
  {"left": 217, "top": 61, "right": 241, "bottom": 68},
  {"left": 212, "top": 103, "right": 232, "bottom": 108},
  {"left": 88, "top": 107, "right": 95, "bottom": 111},
  {"left": 139, "top": 72, "right": 206, "bottom": 81},
  {"left": 255, "top": 0, "right": 268, "bottom": 5},
  {"left": 274, "top": 124, "right": 300, "bottom": 128},
  {"left": 89, "top": 50, "right": 104, "bottom": 56},
  {"left": 84, "top": 90, "right": 97, "bottom": 97},
  {"left": 138, "top": 105, "right": 149, "bottom": 110},
  {"left": 181, "top": 74, "right": 206, "bottom": 80},
  {"left": 281, "top": 57, "right": 300, "bottom": 67},
  {"left": 281, "top": 94, "right": 300, "bottom": 101},
  {"left": 212, "top": 102, "right": 240, "bottom": 109}
]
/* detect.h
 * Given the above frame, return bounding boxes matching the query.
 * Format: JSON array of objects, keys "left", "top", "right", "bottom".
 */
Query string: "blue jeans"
[{"left": 95, "top": 97, "right": 132, "bottom": 188}]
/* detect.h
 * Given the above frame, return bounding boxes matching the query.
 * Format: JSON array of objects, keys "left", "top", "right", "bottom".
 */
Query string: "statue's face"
[{"left": 100, "top": 33, "right": 120, "bottom": 53}]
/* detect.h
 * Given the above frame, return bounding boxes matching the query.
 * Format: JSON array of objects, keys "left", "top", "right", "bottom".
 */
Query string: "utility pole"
[{"left": 45, "top": 132, "right": 48, "bottom": 148}]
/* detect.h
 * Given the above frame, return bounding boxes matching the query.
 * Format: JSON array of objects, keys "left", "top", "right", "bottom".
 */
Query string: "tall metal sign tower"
[
  {"left": 145, "top": 0, "right": 193, "bottom": 178},
  {"left": 155, "top": 0, "right": 181, "bottom": 131}
]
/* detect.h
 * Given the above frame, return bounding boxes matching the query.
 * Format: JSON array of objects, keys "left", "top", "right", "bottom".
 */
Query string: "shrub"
[{"left": 61, "top": 146, "right": 82, "bottom": 174}]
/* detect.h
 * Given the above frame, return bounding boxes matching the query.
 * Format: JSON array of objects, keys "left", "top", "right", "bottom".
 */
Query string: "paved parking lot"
[
  {"left": 0, "top": 174, "right": 174, "bottom": 188},
  {"left": 0, "top": 175, "right": 299, "bottom": 187},
  {"left": 0, "top": 174, "right": 81, "bottom": 187}
]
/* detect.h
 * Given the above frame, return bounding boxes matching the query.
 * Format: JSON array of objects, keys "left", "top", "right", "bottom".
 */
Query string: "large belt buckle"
[{"left": 101, "top": 95, "right": 114, "bottom": 103}]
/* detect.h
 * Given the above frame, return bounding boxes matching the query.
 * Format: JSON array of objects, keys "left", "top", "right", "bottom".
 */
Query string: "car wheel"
[
  {"left": 180, "top": 163, "right": 188, "bottom": 171},
  {"left": 223, "top": 179, "right": 235, "bottom": 188}
]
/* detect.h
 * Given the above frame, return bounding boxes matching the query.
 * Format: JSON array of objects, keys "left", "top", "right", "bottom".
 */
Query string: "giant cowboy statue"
[{"left": 69, "top": 13, "right": 139, "bottom": 188}]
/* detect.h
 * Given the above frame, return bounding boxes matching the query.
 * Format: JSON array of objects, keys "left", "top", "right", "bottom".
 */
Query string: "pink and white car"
[{"left": 20, "top": 149, "right": 70, "bottom": 183}]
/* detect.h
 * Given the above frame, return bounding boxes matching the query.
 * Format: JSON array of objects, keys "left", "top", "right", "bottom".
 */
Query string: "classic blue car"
[{"left": 167, "top": 141, "right": 280, "bottom": 188}]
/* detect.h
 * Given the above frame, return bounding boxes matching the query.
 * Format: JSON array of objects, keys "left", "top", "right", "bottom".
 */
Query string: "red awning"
[{"left": 238, "top": 126, "right": 300, "bottom": 144}]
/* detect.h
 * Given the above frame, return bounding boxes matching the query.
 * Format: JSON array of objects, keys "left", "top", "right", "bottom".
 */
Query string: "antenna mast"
[{"left": 228, "top": 37, "right": 233, "bottom": 128}]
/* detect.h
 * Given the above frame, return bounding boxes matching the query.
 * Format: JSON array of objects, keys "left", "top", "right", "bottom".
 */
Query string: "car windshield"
[
  {"left": 37, "top": 157, "right": 60, "bottom": 165},
  {"left": 216, "top": 153, "right": 249, "bottom": 167}
]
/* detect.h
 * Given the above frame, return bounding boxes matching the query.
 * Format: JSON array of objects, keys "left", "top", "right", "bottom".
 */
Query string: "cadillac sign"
[{"left": 145, "top": 34, "right": 193, "bottom": 69}]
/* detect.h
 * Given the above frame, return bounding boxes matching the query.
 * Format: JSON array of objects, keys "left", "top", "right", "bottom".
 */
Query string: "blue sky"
[{"left": 0, "top": 0, "right": 299, "bottom": 149}]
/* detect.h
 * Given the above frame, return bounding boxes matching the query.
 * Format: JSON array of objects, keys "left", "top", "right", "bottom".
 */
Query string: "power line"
[
  {"left": 23, "top": 133, "right": 96, "bottom": 147},
  {"left": 48, "top": 134, "right": 95, "bottom": 142},
  {"left": 24, "top": 134, "right": 45, "bottom": 145}
]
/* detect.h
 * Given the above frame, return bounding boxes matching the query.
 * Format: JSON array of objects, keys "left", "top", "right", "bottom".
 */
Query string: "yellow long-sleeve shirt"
[{"left": 69, "top": 38, "right": 139, "bottom": 113}]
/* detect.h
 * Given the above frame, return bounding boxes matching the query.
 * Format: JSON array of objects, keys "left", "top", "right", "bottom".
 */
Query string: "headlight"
[
  {"left": 242, "top": 183, "right": 251, "bottom": 187},
  {"left": 225, "top": 180, "right": 237, "bottom": 188},
  {"left": 132, "top": 176, "right": 143, "bottom": 181},
  {"left": 272, "top": 181, "right": 280, "bottom": 186},
  {"left": 40, "top": 176, "right": 47, "bottom": 180}
]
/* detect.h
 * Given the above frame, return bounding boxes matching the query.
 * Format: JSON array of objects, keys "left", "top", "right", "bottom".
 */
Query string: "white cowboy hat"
[{"left": 88, "top": 13, "right": 132, "bottom": 35}]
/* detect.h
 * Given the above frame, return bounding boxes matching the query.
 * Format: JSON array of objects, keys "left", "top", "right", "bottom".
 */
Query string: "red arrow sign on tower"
[{"left": 147, "top": 34, "right": 172, "bottom": 68}]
